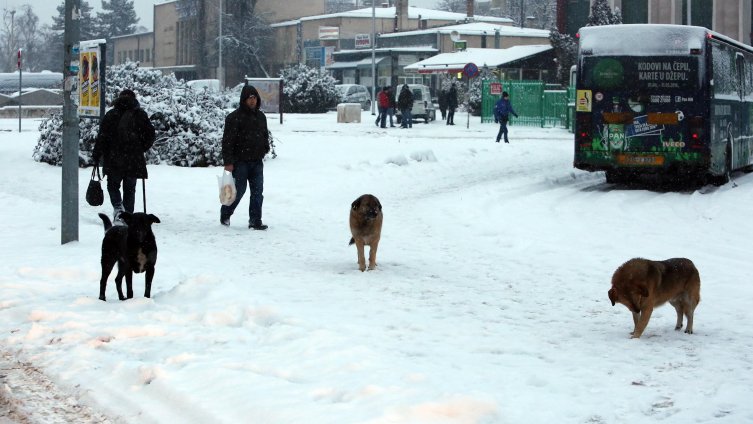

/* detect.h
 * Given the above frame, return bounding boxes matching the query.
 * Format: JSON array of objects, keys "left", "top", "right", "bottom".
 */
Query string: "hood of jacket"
[
  {"left": 112, "top": 94, "right": 140, "bottom": 111},
  {"left": 240, "top": 85, "right": 262, "bottom": 111}
]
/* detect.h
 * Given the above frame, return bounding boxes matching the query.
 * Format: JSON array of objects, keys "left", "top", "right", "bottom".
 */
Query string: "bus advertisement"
[{"left": 573, "top": 24, "right": 753, "bottom": 185}]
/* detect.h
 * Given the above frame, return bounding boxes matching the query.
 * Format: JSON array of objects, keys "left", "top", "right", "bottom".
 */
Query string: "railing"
[{"left": 481, "top": 80, "right": 573, "bottom": 129}]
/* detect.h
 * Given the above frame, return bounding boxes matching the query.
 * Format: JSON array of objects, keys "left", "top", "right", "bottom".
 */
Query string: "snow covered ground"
[{"left": 1, "top": 112, "right": 752, "bottom": 423}]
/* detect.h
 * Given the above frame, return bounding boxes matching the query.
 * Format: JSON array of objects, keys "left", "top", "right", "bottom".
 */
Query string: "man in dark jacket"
[
  {"left": 397, "top": 84, "right": 414, "bottom": 128},
  {"left": 221, "top": 85, "right": 271, "bottom": 230},
  {"left": 93, "top": 89, "right": 155, "bottom": 220},
  {"left": 446, "top": 84, "right": 458, "bottom": 125}
]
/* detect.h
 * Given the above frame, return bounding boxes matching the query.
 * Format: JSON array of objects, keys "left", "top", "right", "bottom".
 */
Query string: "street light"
[{"left": 218, "top": 0, "right": 223, "bottom": 89}]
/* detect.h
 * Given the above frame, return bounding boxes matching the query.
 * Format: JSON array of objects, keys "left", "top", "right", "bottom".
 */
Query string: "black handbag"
[{"left": 86, "top": 166, "right": 104, "bottom": 207}]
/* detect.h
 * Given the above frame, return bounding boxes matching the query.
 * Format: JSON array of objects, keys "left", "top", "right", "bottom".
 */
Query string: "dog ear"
[
  {"left": 148, "top": 214, "right": 161, "bottom": 224},
  {"left": 351, "top": 198, "right": 361, "bottom": 210},
  {"left": 608, "top": 288, "right": 617, "bottom": 306}
]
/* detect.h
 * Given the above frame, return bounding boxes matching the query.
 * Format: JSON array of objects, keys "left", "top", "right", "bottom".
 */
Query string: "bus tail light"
[
  {"left": 576, "top": 113, "right": 592, "bottom": 148},
  {"left": 688, "top": 116, "right": 705, "bottom": 149}
]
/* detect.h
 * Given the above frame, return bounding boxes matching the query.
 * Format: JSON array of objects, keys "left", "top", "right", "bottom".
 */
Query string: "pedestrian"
[
  {"left": 387, "top": 87, "right": 396, "bottom": 127},
  {"left": 220, "top": 85, "right": 271, "bottom": 230},
  {"left": 377, "top": 86, "right": 390, "bottom": 128},
  {"left": 92, "top": 89, "right": 156, "bottom": 220},
  {"left": 398, "top": 84, "right": 414, "bottom": 128},
  {"left": 438, "top": 89, "right": 448, "bottom": 120},
  {"left": 446, "top": 83, "right": 458, "bottom": 125},
  {"left": 493, "top": 91, "right": 519, "bottom": 143}
]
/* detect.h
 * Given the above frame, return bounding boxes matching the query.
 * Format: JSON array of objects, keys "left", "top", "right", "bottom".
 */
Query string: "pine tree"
[
  {"left": 280, "top": 63, "right": 339, "bottom": 113},
  {"left": 98, "top": 0, "right": 139, "bottom": 38},
  {"left": 549, "top": 29, "right": 577, "bottom": 85},
  {"left": 587, "top": 0, "right": 622, "bottom": 26},
  {"left": 37, "top": 1, "right": 101, "bottom": 72}
]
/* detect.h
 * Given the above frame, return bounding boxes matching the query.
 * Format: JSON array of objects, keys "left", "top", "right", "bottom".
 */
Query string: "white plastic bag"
[{"left": 217, "top": 171, "right": 237, "bottom": 206}]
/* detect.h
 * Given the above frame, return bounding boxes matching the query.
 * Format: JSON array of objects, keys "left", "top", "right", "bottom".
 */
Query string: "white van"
[{"left": 395, "top": 84, "right": 436, "bottom": 124}]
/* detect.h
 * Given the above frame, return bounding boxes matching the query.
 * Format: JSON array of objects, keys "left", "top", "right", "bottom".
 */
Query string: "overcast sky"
[{"left": 2, "top": 0, "right": 442, "bottom": 32}]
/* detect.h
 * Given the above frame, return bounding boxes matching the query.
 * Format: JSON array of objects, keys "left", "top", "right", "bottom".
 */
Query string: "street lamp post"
[
  {"left": 371, "top": 0, "right": 376, "bottom": 115},
  {"left": 218, "top": 0, "right": 223, "bottom": 89}
]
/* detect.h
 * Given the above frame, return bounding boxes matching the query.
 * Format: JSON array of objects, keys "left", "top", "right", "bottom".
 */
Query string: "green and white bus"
[{"left": 573, "top": 24, "right": 753, "bottom": 185}]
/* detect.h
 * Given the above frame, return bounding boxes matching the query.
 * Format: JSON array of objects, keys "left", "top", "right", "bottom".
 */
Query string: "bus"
[{"left": 573, "top": 24, "right": 753, "bottom": 185}]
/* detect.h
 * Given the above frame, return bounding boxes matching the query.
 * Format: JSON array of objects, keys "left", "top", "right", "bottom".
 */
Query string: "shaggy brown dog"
[
  {"left": 608, "top": 258, "right": 700, "bottom": 338},
  {"left": 349, "top": 194, "right": 383, "bottom": 271}
]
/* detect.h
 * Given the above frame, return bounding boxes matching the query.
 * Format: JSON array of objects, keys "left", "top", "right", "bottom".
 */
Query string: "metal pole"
[
  {"left": 371, "top": 1, "right": 376, "bottom": 115},
  {"left": 17, "top": 49, "right": 21, "bottom": 132},
  {"left": 62, "top": 0, "right": 80, "bottom": 244},
  {"left": 686, "top": 0, "right": 691, "bottom": 25},
  {"left": 218, "top": 0, "right": 223, "bottom": 89}
]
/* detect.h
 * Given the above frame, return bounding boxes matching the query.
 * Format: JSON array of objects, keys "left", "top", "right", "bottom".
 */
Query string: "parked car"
[
  {"left": 395, "top": 84, "right": 436, "bottom": 124},
  {"left": 335, "top": 84, "right": 371, "bottom": 110}
]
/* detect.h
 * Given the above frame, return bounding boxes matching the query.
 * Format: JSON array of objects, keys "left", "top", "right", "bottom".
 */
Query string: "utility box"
[{"left": 337, "top": 103, "right": 361, "bottom": 123}]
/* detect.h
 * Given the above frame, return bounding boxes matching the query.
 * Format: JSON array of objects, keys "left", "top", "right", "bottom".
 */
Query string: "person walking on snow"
[
  {"left": 398, "top": 84, "right": 414, "bottom": 128},
  {"left": 494, "top": 91, "right": 519, "bottom": 143},
  {"left": 377, "top": 86, "right": 391, "bottom": 128},
  {"left": 92, "top": 89, "right": 155, "bottom": 220},
  {"left": 446, "top": 84, "right": 458, "bottom": 125},
  {"left": 220, "top": 85, "right": 271, "bottom": 230}
]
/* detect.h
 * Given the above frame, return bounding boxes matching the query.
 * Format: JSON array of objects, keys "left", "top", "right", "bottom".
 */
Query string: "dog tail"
[
  {"left": 348, "top": 237, "right": 355, "bottom": 245},
  {"left": 98, "top": 213, "right": 112, "bottom": 231}
]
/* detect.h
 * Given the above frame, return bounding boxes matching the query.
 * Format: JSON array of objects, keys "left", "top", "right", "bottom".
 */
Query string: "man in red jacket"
[{"left": 377, "top": 86, "right": 390, "bottom": 128}]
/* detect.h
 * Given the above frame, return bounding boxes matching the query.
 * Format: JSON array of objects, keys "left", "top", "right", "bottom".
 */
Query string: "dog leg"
[
  {"left": 685, "top": 305, "right": 696, "bottom": 334},
  {"left": 99, "top": 260, "right": 116, "bottom": 302},
  {"left": 355, "top": 240, "right": 367, "bottom": 272},
  {"left": 144, "top": 266, "right": 154, "bottom": 298},
  {"left": 367, "top": 241, "right": 379, "bottom": 270},
  {"left": 670, "top": 299, "right": 684, "bottom": 331},
  {"left": 631, "top": 307, "right": 654, "bottom": 339},
  {"left": 115, "top": 266, "right": 126, "bottom": 301},
  {"left": 125, "top": 271, "right": 134, "bottom": 299},
  {"left": 630, "top": 311, "right": 640, "bottom": 336}
]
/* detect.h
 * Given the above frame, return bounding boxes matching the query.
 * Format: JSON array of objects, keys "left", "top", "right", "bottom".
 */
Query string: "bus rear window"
[{"left": 581, "top": 56, "right": 700, "bottom": 91}]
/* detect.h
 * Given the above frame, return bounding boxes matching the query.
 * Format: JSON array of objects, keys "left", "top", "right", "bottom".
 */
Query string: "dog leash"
[{"left": 142, "top": 179, "right": 147, "bottom": 213}]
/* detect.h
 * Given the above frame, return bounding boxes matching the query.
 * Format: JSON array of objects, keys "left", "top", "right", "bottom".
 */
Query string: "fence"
[{"left": 481, "top": 80, "right": 573, "bottom": 129}]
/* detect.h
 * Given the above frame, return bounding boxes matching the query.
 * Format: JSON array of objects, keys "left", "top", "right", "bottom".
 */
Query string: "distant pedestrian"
[
  {"left": 446, "top": 84, "right": 458, "bottom": 125},
  {"left": 92, "top": 89, "right": 156, "bottom": 221},
  {"left": 493, "top": 91, "right": 519, "bottom": 143},
  {"left": 220, "top": 85, "right": 271, "bottom": 230},
  {"left": 398, "top": 84, "right": 414, "bottom": 128},
  {"left": 438, "top": 90, "right": 448, "bottom": 120},
  {"left": 377, "top": 86, "right": 390, "bottom": 128}
]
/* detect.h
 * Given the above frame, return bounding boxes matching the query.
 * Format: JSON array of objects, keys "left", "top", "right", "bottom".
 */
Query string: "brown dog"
[
  {"left": 349, "top": 194, "right": 383, "bottom": 272},
  {"left": 608, "top": 258, "right": 700, "bottom": 339}
]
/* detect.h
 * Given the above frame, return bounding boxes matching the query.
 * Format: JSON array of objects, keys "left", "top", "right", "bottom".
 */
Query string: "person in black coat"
[
  {"left": 220, "top": 85, "right": 271, "bottom": 230},
  {"left": 397, "top": 84, "right": 414, "bottom": 128},
  {"left": 93, "top": 89, "right": 155, "bottom": 219},
  {"left": 446, "top": 84, "right": 458, "bottom": 125},
  {"left": 438, "top": 90, "right": 448, "bottom": 120}
]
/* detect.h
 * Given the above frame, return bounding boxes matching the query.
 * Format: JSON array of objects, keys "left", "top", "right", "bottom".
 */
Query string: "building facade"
[{"left": 557, "top": 0, "right": 753, "bottom": 46}]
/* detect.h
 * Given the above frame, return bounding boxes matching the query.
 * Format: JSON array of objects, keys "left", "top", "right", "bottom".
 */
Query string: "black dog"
[{"left": 98, "top": 212, "right": 160, "bottom": 301}]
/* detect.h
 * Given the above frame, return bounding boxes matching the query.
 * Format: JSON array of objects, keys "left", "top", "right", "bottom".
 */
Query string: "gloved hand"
[
  {"left": 514, "top": 113, "right": 519, "bottom": 118},
  {"left": 494, "top": 118, "right": 499, "bottom": 124}
]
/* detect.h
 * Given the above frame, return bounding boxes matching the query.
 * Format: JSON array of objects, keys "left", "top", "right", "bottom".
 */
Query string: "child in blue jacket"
[{"left": 493, "top": 91, "right": 518, "bottom": 143}]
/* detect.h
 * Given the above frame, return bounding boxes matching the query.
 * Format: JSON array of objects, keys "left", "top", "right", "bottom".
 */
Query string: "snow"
[
  {"left": 2, "top": 113, "right": 753, "bottom": 423},
  {"left": 379, "top": 22, "right": 550, "bottom": 39}
]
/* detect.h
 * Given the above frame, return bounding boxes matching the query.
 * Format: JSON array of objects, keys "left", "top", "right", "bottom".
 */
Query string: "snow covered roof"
[
  {"left": 271, "top": 6, "right": 512, "bottom": 27},
  {"left": 404, "top": 45, "right": 552, "bottom": 73},
  {"left": 326, "top": 56, "right": 388, "bottom": 70},
  {"left": 379, "top": 21, "right": 550, "bottom": 39},
  {"left": 0, "top": 71, "right": 63, "bottom": 94},
  {"left": 334, "top": 46, "right": 438, "bottom": 55}
]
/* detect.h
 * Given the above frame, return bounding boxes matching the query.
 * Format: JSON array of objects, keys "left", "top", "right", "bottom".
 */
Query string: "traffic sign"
[{"left": 463, "top": 62, "right": 479, "bottom": 78}]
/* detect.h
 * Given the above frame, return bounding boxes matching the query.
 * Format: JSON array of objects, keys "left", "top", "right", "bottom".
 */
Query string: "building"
[
  {"left": 111, "top": 32, "right": 154, "bottom": 68},
  {"left": 557, "top": 0, "right": 753, "bottom": 46}
]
